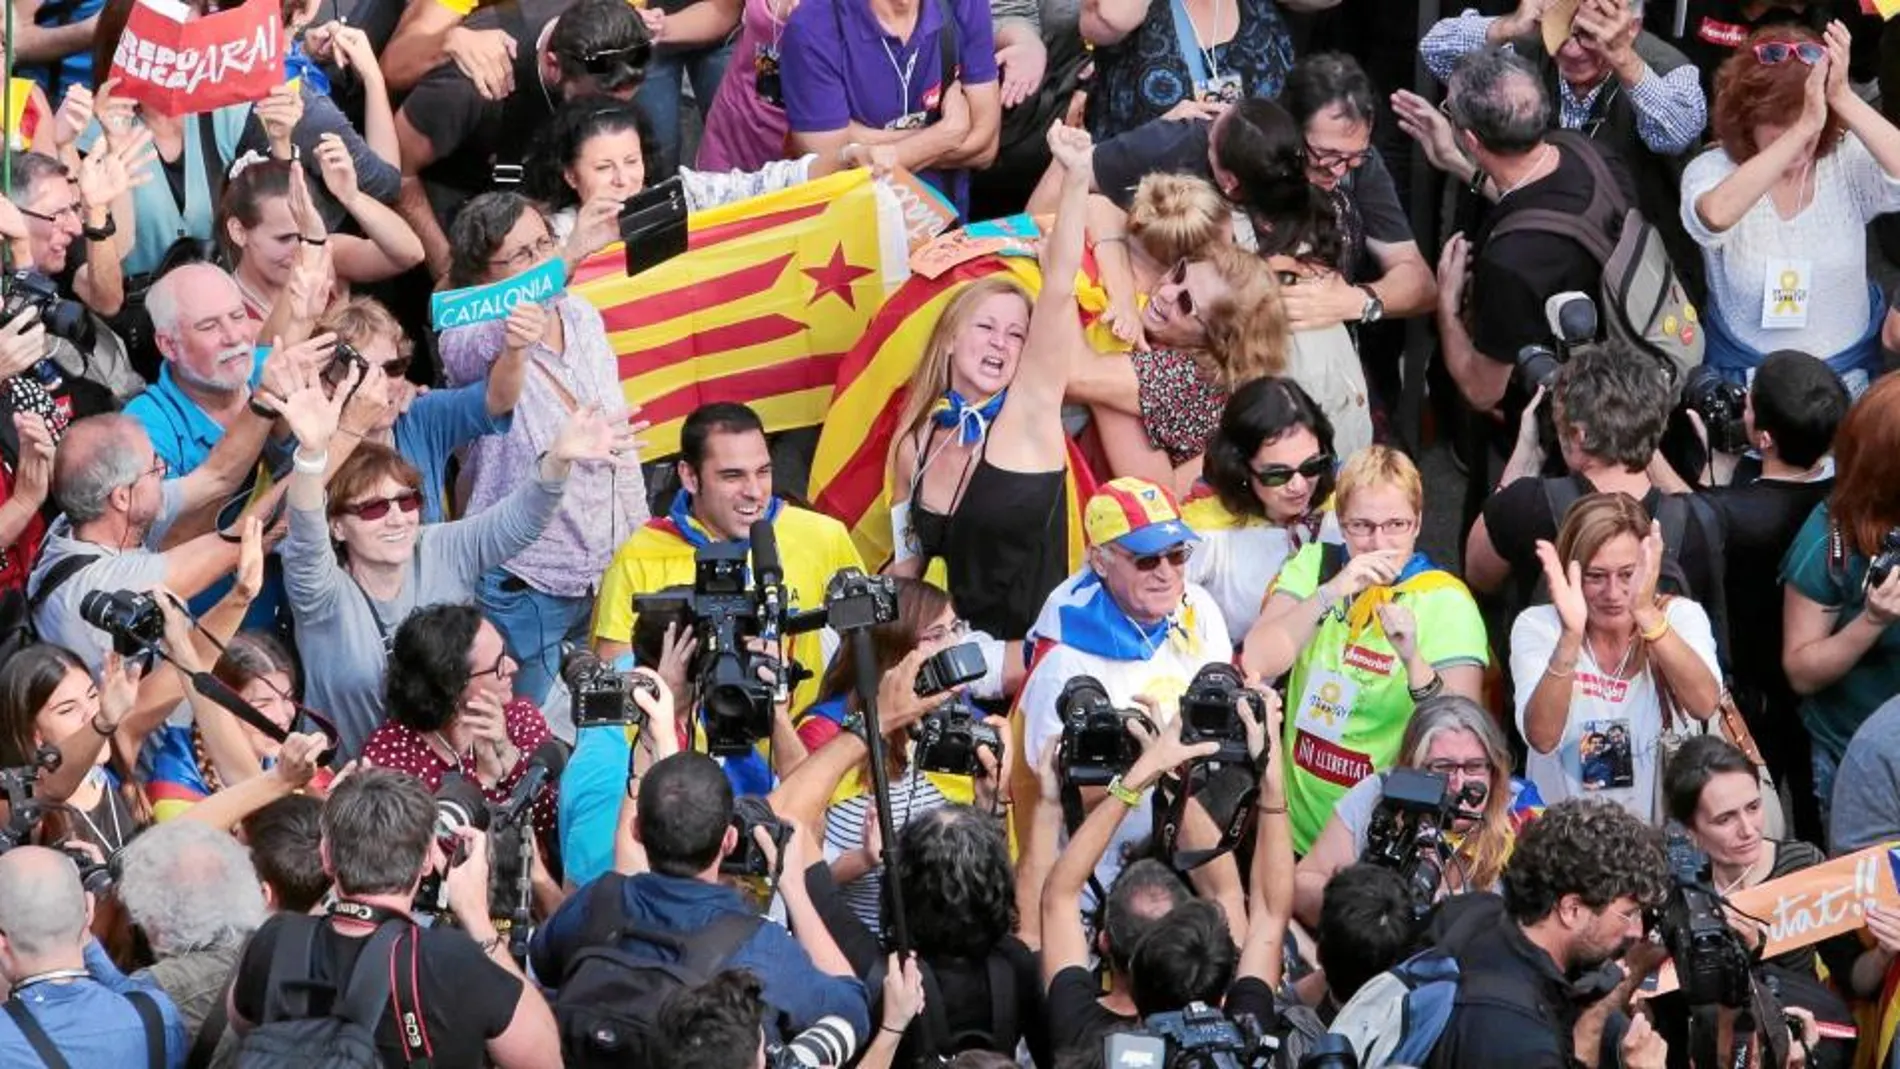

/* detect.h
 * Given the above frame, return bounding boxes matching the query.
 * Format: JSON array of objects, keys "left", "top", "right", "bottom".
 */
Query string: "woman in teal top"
[{"left": 83, "top": 103, "right": 249, "bottom": 279}]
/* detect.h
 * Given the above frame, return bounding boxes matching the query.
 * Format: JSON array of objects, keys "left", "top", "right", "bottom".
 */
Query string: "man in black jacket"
[{"left": 1427, "top": 799, "right": 1671, "bottom": 1069}]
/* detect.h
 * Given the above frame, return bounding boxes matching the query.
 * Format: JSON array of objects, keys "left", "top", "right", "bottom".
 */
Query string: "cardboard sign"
[
  {"left": 431, "top": 258, "right": 568, "bottom": 332},
  {"left": 1651, "top": 842, "right": 1900, "bottom": 995},
  {"left": 909, "top": 215, "right": 1042, "bottom": 279},
  {"left": 109, "top": 0, "right": 285, "bottom": 116},
  {"left": 1864, "top": 0, "right": 1900, "bottom": 20}
]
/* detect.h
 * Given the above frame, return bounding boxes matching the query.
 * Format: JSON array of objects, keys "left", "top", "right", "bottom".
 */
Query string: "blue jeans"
[
  {"left": 476, "top": 568, "right": 595, "bottom": 708},
  {"left": 634, "top": 40, "right": 736, "bottom": 176}
]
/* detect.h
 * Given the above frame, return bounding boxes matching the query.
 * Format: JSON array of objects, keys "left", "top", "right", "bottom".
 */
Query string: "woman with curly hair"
[{"left": 1684, "top": 20, "right": 1900, "bottom": 391}]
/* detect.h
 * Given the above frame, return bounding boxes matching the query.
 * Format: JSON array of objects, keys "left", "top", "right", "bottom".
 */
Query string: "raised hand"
[
  {"left": 1046, "top": 119, "right": 1095, "bottom": 175},
  {"left": 256, "top": 82, "right": 305, "bottom": 158},
  {"left": 310, "top": 22, "right": 381, "bottom": 87},
  {"left": 502, "top": 301, "right": 548, "bottom": 355},
  {"left": 94, "top": 79, "right": 138, "bottom": 154},
  {"left": 1824, "top": 19, "right": 1853, "bottom": 108},
  {"left": 1326, "top": 548, "right": 1406, "bottom": 600},
  {"left": 996, "top": 39, "right": 1048, "bottom": 110},
  {"left": 1125, "top": 702, "right": 1220, "bottom": 787},
  {"left": 11, "top": 412, "right": 54, "bottom": 507},
  {"left": 0, "top": 307, "right": 46, "bottom": 381},
  {"left": 313, "top": 132, "right": 360, "bottom": 206},
  {"left": 1797, "top": 54, "right": 1830, "bottom": 138},
  {"left": 97, "top": 650, "right": 143, "bottom": 734},
  {"left": 1392, "top": 90, "right": 1468, "bottom": 180},
  {"left": 444, "top": 26, "right": 518, "bottom": 101},
  {"left": 76, "top": 126, "right": 157, "bottom": 210},
  {"left": 52, "top": 84, "right": 94, "bottom": 149},
  {"left": 155, "top": 586, "right": 203, "bottom": 672},
  {"left": 233, "top": 516, "right": 266, "bottom": 603},
  {"left": 1535, "top": 539, "right": 1589, "bottom": 637},
  {"left": 876, "top": 648, "right": 957, "bottom": 736},
  {"left": 542, "top": 405, "right": 639, "bottom": 480},
  {"left": 255, "top": 333, "right": 350, "bottom": 451},
  {"left": 1633, "top": 518, "right": 1665, "bottom": 611},
  {"left": 1160, "top": 98, "right": 1226, "bottom": 123},
  {"left": 286, "top": 164, "right": 326, "bottom": 243},
  {"left": 566, "top": 197, "right": 624, "bottom": 264},
  {"left": 271, "top": 731, "right": 325, "bottom": 789},
  {"left": 1377, "top": 600, "right": 1419, "bottom": 663}
]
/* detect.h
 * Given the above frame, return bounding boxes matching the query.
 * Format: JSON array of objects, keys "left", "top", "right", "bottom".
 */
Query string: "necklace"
[
  {"left": 1498, "top": 144, "right": 1556, "bottom": 199},
  {"left": 1584, "top": 628, "right": 1639, "bottom": 682},
  {"left": 1715, "top": 849, "right": 1768, "bottom": 897},
  {"left": 429, "top": 731, "right": 471, "bottom": 774}
]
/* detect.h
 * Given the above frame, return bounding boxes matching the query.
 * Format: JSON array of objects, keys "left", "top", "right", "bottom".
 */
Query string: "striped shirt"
[{"left": 823, "top": 768, "right": 950, "bottom": 933}]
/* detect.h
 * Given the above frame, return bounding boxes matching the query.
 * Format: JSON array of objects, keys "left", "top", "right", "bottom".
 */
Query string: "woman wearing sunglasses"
[
  {"left": 1241, "top": 445, "right": 1487, "bottom": 853},
  {"left": 1291, "top": 696, "right": 1523, "bottom": 930},
  {"left": 1183, "top": 377, "right": 1343, "bottom": 640},
  {"left": 1683, "top": 20, "right": 1900, "bottom": 392},
  {"left": 272, "top": 355, "right": 632, "bottom": 758}
]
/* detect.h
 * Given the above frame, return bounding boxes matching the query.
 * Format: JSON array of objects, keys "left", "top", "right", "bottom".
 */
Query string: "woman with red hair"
[{"left": 1682, "top": 21, "right": 1900, "bottom": 396}]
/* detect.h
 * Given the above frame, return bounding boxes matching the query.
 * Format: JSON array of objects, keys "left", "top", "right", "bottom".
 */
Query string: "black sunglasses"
[
  {"left": 1252, "top": 453, "right": 1333, "bottom": 489},
  {"left": 1120, "top": 544, "right": 1194, "bottom": 572}
]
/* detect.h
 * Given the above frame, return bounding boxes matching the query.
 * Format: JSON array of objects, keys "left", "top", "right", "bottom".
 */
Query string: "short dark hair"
[
  {"left": 1750, "top": 350, "right": 1849, "bottom": 469},
  {"left": 547, "top": 0, "right": 651, "bottom": 92},
  {"left": 1662, "top": 734, "right": 1759, "bottom": 827},
  {"left": 1103, "top": 859, "right": 1190, "bottom": 975},
  {"left": 1446, "top": 47, "right": 1551, "bottom": 156},
  {"left": 384, "top": 604, "right": 486, "bottom": 733},
  {"left": 656, "top": 969, "right": 765, "bottom": 1069},
  {"left": 243, "top": 795, "right": 327, "bottom": 914},
  {"left": 321, "top": 769, "right": 434, "bottom": 897},
  {"left": 637, "top": 753, "right": 734, "bottom": 877},
  {"left": 445, "top": 192, "right": 545, "bottom": 289},
  {"left": 895, "top": 806, "right": 1017, "bottom": 959},
  {"left": 1316, "top": 864, "right": 1419, "bottom": 1002},
  {"left": 1203, "top": 377, "right": 1337, "bottom": 520},
  {"left": 679, "top": 403, "right": 766, "bottom": 472},
  {"left": 1503, "top": 799, "right": 1670, "bottom": 925},
  {"left": 1282, "top": 52, "right": 1376, "bottom": 129},
  {"left": 631, "top": 585, "right": 695, "bottom": 679},
  {"left": 1552, "top": 342, "right": 1673, "bottom": 470},
  {"left": 1128, "top": 899, "right": 1236, "bottom": 1016}
]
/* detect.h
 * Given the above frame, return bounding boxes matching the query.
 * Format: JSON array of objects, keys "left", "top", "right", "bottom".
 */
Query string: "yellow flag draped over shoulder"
[{"left": 570, "top": 170, "right": 902, "bottom": 459}]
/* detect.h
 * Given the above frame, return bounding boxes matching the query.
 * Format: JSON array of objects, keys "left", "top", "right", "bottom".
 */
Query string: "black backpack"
[
  {"left": 554, "top": 873, "right": 764, "bottom": 1068},
  {"left": 236, "top": 917, "right": 423, "bottom": 1069},
  {"left": 0, "top": 553, "right": 101, "bottom": 673}
]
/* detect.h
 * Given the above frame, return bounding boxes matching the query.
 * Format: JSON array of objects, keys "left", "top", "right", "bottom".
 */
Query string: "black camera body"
[
  {"left": 3, "top": 268, "right": 87, "bottom": 344},
  {"left": 636, "top": 542, "right": 785, "bottom": 757},
  {"left": 915, "top": 641, "right": 987, "bottom": 697},
  {"left": 914, "top": 699, "right": 1001, "bottom": 778},
  {"left": 1865, "top": 528, "right": 1900, "bottom": 596},
  {"left": 1652, "top": 828, "right": 1754, "bottom": 1008},
  {"left": 1107, "top": 1002, "right": 1272, "bottom": 1069},
  {"left": 1057, "top": 676, "right": 1151, "bottom": 787},
  {"left": 1362, "top": 768, "right": 1485, "bottom": 915},
  {"left": 1179, "top": 663, "right": 1262, "bottom": 767},
  {"left": 78, "top": 589, "right": 166, "bottom": 659},
  {"left": 721, "top": 795, "right": 793, "bottom": 878},
  {"left": 1681, "top": 366, "right": 1750, "bottom": 456},
  {"left": 563, "top": 650, "right": 656, "bottom": 729}
]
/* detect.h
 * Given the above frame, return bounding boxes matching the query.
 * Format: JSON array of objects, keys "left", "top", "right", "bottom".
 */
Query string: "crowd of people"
[{"left": 0, "top": 0, "right": 1898, "bottom": 1065}]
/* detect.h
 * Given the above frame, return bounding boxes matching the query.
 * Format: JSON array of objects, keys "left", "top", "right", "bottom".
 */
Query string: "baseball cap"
[
  {"left": 1542, "top": 0, "right": 1581, "bottom": 54},
  {"left": 1084, "top": 477, "right": 1200, "bottom": 556}
]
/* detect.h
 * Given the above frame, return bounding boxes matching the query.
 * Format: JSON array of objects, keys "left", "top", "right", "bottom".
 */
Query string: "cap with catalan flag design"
[{"left": 1083, "top": 477, "right": 1200, "bottom": 555}]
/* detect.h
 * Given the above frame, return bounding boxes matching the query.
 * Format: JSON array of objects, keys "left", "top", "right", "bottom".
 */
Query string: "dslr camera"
[
  {"left": 1681, "top": 366, "right": 1750, "bottom": 456},
  {"left": 1178, "top": 663, "right": 1263, "bottom": 767},
  {"left": 2, "top": 268, "right": 87, "bottom": 344},
  {"left": 561, "top": 650, "right": 658, "bottom": 729},
  {"left": 79, "top": 589, "right": 166, "bottom": 660},
  {"left": 911, "top": 641, "right": 998, "bottom": 777},
  {"left": 1106, "top": 1002, "right": 1275, "bottom": 1069},
  {"left": 1362, "top": 767, "right": 1487, "bottom": 915},
  {"left": 1866, "top": 527, "right": 1900, "bottom": 596},
  {"left": 1513, "top": 291, "right": 1598, "bottom": 391},
  {"left": 721, "top": 795, "right": 794, "bottom": 878},
  {"left": 1057, "top": 676, "right": 1151, "bottom": 787}
]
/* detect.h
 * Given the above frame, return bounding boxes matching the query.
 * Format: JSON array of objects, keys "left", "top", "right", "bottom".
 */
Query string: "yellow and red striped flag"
[
  {"left": 808, "top": 250, "right": 1130, "bottom": 572},
  {"left": 570, "top": 169, "right": 914, "bottom": 459}
]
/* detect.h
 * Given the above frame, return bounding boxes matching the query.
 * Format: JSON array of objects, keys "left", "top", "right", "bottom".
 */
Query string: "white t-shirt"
[
  {"left": 1185, "top": 511, "right": 1342, "bottom": 641},
  {"left": 1511, "top": 600, "right": 1720, "bottom": 823},
  {"left": 1021, "top": 581, "right": 1232, "bottom": 905}
]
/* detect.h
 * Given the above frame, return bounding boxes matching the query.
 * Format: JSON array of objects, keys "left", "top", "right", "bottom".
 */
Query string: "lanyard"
[
  {"left": 880, "top": 37, "right": 920, "bottom": 117},
  {"left": 1168, "top": 0, "right": 1224, "bottom": 85}
]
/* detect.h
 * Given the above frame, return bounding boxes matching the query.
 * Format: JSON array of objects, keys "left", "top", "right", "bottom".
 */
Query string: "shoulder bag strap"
[
  {"left": 331, "top": 922, "right": 406, "bottom": 1030},
  {"left": 915, "top": 959, "right": 954, "bottom": 1058},
  {"left": 185, "top": 983, "right": 229, "bottom": 1069},
  {"left": 259, "top": 915, "right": 321, "bottom": 1023},
  {"left": 575, "top": 872, "right": 633, "bottom": 950},
  {"left": 28, "top": 554, "right": 100, "bottom": 613},
  {"left": 197, "top": 113, "right": 227, "bottom": 211},
  {"left": 3, "top": 998, "right": 71, "bottom": 1068},
  {"left": 123, "top": 991, "right": 166, "bottom": 1069},
  {"left": 985, "top": 951, "right": 1018, "bottom": 1051}
]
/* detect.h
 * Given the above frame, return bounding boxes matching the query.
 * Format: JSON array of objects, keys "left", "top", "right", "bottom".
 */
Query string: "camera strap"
[
  {"left": 1057, "top": 780, "right": 1111, "bottom": 912},
  {"left": 1152, "top": 769, "right": 1257, "bottom": 872}
]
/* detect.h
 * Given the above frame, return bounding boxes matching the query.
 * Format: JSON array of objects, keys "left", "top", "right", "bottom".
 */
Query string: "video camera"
[
  {"left": 1056, "top": 676, "right": 1152, "bottom": 787},
  {"left": 721, "top": 795, "right": 793, "bottom": 879},
  {"left": 1362, "top": 768, "right": 1487, "bottom": 916},
  {"left": 562, "top": 649, "right": 658, "bottom": 729},
  {"left": 1105, "top": 1002, "right": 1278, "bottom": 1069},
  {"left": 1651, "top": 827, "right": 1755, "bottom": 1009},
  {"left": 1178, "top": 663, "right": 1263, "bottom": 767}
]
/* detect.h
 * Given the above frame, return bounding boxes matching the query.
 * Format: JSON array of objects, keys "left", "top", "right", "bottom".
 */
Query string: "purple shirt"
[
  {"left": 697, "top": 0, "right": 790, "bottom": 171},
  {"left": 438, "top": 294, "right": 649, "bottom": 599},
  {"left": 779, "top": 0, "right": 996, "bottom": 213}
]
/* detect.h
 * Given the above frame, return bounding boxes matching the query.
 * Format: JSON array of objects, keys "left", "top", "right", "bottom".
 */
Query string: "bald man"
[{"left": 0, "top": 846, "right": 187, "bottom": 1066}]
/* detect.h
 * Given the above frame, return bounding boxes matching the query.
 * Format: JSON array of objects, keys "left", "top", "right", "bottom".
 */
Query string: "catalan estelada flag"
[
  {"left": 570, "top": 169, "right": 908, "bottom": 459},
  {"left": 808, "top": 250, "right": 1127, "bottom": 572}
]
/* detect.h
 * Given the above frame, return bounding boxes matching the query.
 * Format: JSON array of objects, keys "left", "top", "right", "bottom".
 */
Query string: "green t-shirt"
[
  {"left": 1273, "top": 544, "right": 1491, "bottom": 852},
  {"left": 1780, "top": 503, "right": 1900, "bottom": 762}
]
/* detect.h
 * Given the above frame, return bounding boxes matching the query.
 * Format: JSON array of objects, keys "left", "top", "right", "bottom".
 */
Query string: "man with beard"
[{"left": 1423, "top": 798, "right": 1672, "bottom": 1069}]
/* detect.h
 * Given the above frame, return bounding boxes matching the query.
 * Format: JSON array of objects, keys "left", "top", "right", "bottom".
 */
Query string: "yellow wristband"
[
  {"left": 1640, "top": 615, "right": 1671, "bottom": 643},
  {"left": 1105, "top": 775, "right": 1143, "bottom": 808}
]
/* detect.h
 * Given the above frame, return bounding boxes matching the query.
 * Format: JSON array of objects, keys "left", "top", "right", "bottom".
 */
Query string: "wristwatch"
[
  {"left": 839, "top": 708, "right": 867, "bottom": 740},
  {"left": 81, "top": 213, "right": 116, "bottom": 241},
  {"left": 1357, "top": 285, "right": 1384, "bottom": 324}
]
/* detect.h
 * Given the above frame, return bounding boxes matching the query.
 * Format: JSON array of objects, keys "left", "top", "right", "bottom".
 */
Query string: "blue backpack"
[{"left": 1325, "top": 949, "right": 1463, "bottom": 1068}]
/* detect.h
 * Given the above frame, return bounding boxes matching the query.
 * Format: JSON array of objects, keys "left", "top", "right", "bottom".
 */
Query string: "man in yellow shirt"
[{"left": 594, "top": 402, "right": 865, "bottom": 724}]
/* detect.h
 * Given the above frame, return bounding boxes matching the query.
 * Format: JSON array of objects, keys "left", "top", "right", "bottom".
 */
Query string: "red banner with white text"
[{"left": 109, "top": 0, "right": 284, "bottom": 115}]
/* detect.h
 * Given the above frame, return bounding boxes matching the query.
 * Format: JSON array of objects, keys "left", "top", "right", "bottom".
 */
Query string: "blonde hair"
[
  {"left": 1401, "top": 696, "right": 1516, "bottom": 892},
  {"left": 1196, "top": 243, "right": 1289, "bottom": 388},
  {"left": 317, "top": 296, "right": 414, "bottom": 362},
  {"left": 892, "top": 277, "right": 1032, "bottom": 449},
  {"left": 1129, "top": 173, "right": 1232, "bottom": 265},
  {"left": 1554, "top": 492, "right": 1651, "bottom": 573},
  {"left": 1334, "top": 445, "right": 1422, "bottom": 515}
]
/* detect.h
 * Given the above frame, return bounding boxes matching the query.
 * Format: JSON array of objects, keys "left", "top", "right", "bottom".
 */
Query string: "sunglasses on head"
[
  {"left": 1753, "top": 41, "right": 1827, "bottom": 66},
  {"left": 1253, "top": 452, "right": 1333, "bottom": 489},
  {"left": 341, "top": 491, "right": 422, "bottom": 521},
  {"left": 1121, "top": 544, "right": 1194, "bottom": 571}
]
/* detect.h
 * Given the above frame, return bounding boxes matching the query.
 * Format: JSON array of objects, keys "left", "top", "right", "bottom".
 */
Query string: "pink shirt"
[{"left": 696, "top": 0, "right": 791, "bottom": 171}]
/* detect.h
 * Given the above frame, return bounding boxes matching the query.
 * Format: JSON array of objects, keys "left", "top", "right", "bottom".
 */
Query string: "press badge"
[
  {"left": 1196, "top": 73, "right": 1242, "bottom": 104},
  {"left": 754, "top": 45, "right": 783, "bottom": 107},
  {"left": 1760, "top": 258, "right": 1812, "bottom": 330},
  {"left": 888, "top": 111, "right": 930, "bottom": 130}
]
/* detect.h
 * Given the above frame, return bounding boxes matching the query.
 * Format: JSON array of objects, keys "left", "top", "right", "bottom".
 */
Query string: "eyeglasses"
[
  {"left": 1753, "top": 41, "right": 1827, "bottom": 66},
  {"left": 1424, "top": 759, "right": 1492, "bottom": 778},
  {"left": 488, "top": 234, "right": 559, "bottom": 271},
  {"left": 468, "top": 647, "right": 515, "bottom": 680},
  {"left": 1341, "top": 517, "right": 1417, "bottom": 538},
  {"left": 1305, "top": 142, "right": 1371, "bottom": 171},
  {"left": 139, "top": 455, "right": 168, "bottom": 483},
  {"left": 1160, "top": 261, "right": 1205, "bottom": 324},
  {"left": 1117, "top": 544, "right": 1194, "bottom": 572},
  {"left": 1437, "top": 96, "right": 1464, "bottom": 130},
  {"left": 1252, "top": 453, "right": 1333, "bottom": 489},
  {"left": 918, "top": 618, "right": 969, "bottom": 646},
  {"left": 382, "top": 356, "right": 412, "bottom": 379},
  {"left": 19, "top": 202, "right": 81, "bottom": 225},
  {"left": 339, "top": 491, "right": 422, "bottom": 521}
]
